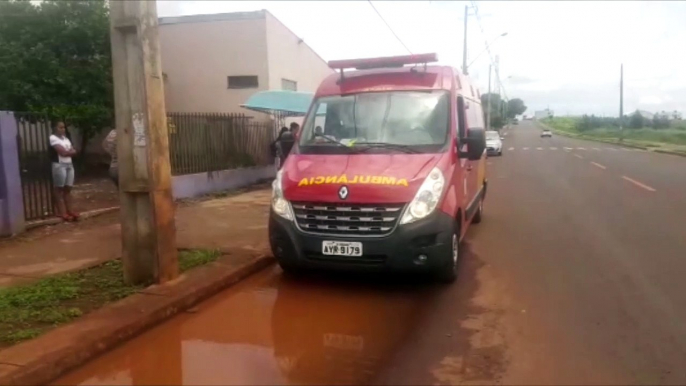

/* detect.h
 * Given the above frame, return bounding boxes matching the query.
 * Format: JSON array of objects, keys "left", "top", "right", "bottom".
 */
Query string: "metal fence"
[
  {"left": 167, "top": 113, "right": 275, "bottom": 176},
  {"left": 15, "top": 112, "right": 55, "bottom": 221},
  {"left": 11, "top": 111, "right": 274, "bottom": 221}
]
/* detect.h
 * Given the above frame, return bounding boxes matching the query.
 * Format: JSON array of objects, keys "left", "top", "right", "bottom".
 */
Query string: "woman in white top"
[{"left": 49, "top": 121, "right": 79, "bottom": 221}]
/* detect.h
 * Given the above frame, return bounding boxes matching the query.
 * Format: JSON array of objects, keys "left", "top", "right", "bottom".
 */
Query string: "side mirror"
[{"left": 457, "top": 128, "right": 486, "bottom": 161}]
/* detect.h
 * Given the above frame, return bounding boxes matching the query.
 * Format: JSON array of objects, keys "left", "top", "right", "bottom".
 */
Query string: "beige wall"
[
  {"left": 158, "top": 11, "right": 333, "bottom": 125},
  {"left": 264, "top": 12, "right": 334, "bottom": 95},
  {"left": 159, "top": 15, "right": 269, "bottom": 117}
]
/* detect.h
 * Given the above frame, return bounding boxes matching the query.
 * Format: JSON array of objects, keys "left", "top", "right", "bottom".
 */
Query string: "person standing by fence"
[
  {"left": 48, "top": 121, "right": 78, "bottom": 221},
  {"left": 102, "top": 128, "right": 118, "bottom": 188}
]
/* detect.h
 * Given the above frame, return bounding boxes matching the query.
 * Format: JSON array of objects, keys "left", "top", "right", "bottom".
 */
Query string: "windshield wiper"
[
  {"left": 309, "top": 135, "right": 420, "bottom": 154},
  {"left": 311, "top": 132, "right": 355, "bottom": 152},
  {"left": 352, "top": 142, "right": 421, "bottom": 154}
]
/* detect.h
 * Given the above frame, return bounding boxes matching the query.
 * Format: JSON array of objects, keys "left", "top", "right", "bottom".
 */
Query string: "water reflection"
[{"left": 53, "top": 268, "right": 435, "bottom": 385}]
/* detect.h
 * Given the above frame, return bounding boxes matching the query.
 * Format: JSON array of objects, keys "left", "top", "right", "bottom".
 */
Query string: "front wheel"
[
  {"left": 278, "top": 260, "right": 303, "bottom": 276},
  {"left": 436, "top": 225, "right": 460, "bottom": 283}
]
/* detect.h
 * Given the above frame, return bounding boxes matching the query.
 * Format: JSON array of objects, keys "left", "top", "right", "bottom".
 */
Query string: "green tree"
[
  {"left": 0, "top": 0, "right": 113, "bottom": 153},
  {"left": 653, "top": 113, "right": 670, "bottom": 129},
  {"left": 629, "top": 110, "right": 644, "bottom": 129},
  {"left": 480, "top": 93, "right": 502, "bottom": 128},
  {"left": 480, "top": 94, "right": 527, "bottom": 128},
  {"left": 506, "top": 98, "right": 527, "bottom": 119}
]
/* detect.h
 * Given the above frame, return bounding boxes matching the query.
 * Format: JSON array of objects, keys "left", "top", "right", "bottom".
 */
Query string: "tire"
[
  {"left": 436, "top": 223, "right": 460, "bottom": 283},
  {"left": 498, "top": 150, "right": 503, "bottom": 156},
  {"left": 472, "top": 197, "right": 484, "bottom": 224},
  {"left": 278, "top": 260, "right": 302, "bottom": 276}
]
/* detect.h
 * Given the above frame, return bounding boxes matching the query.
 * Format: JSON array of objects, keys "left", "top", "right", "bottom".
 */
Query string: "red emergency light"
[{"left": 328, "top": 53, "right": 439, "bottom": 71}]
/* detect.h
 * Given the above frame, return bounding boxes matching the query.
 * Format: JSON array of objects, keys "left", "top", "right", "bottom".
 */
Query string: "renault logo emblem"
[{"left": 338, "top": 185, "right": 349, "bottom": 200}]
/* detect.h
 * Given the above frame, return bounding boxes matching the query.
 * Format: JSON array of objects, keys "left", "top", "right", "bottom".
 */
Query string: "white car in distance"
[{"left": 486, "top": 130, "right": 503, "bottom": 156}]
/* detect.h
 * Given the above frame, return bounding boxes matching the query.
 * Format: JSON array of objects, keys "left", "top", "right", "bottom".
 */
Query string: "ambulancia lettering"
[{"left": 297, "top": 175, "right": 409, "bottom": 187}]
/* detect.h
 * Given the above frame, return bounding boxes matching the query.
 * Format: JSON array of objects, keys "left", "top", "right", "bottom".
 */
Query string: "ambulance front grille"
[{"left": 291, "top": 202, "right": 405, "bottom": 237}]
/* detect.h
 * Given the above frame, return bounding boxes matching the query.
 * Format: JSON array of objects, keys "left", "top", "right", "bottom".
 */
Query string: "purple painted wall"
[
  {"left": 172, "top": 165, "right": 275, "bottom": 200},
  {"left": 0, "top": 112, "right": 26, "bottom": 236}
]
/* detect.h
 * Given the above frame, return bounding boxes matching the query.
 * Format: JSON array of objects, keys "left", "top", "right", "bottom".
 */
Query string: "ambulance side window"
[
  {"left": 457, "top": 96, "right": 466, "bottom": 139},
  {"left": 465, "top": 98, "right": 485, "bottom": 131}
]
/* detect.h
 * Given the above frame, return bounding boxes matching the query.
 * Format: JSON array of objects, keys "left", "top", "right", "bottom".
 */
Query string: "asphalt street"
[{"left": 53, "top": 121, "right": 686, "bottom": 385}]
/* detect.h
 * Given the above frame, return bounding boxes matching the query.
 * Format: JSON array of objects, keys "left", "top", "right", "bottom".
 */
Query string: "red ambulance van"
[{"left": 268, "top": 53, "right": 487, "bottom": 282}]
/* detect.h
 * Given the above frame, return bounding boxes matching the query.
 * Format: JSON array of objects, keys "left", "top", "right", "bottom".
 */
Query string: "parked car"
[
  {"left": 541, "top": 129, "right": 552, "bottom": 138},
  {"left": 486, "top": 131, "right": 503, "bottom": 156}
]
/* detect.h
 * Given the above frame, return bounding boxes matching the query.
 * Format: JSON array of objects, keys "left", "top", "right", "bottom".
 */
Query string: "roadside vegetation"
[
  {"left": 542, "top": 112, "right": 686, "bottom": 152},
  {"left": 482, "top": 94, "right": 527, "bottom": 129},
  {"left": 0, "top": 249, "right": 221, "bottom": 348}
]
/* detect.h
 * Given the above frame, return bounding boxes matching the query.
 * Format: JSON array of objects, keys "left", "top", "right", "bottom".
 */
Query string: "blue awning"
[{"left": 240, "top": 90, "right": 325, "bottom": 117}]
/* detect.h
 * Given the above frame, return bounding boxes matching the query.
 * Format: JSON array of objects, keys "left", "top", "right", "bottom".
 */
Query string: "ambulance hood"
[{"left": 281, "top": 153, "right": 444, "bottom": 204}]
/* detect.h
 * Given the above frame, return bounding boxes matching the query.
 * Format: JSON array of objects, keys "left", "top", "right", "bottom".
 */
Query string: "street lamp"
[{"left": 466, "top": 32, "right": 508, "bottom": 71}]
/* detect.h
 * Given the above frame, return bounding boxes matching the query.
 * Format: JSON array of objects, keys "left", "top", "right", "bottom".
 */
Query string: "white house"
[{"left": 158, "top": 10, "right": 334, "bottom": 121}]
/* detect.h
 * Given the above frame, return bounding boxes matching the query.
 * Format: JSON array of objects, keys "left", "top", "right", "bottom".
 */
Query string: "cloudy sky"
[{"left": 156, "top": 1, "right": 685, "bottom": 116}]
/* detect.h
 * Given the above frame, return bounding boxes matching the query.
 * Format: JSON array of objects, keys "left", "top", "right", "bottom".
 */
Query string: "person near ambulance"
[
  {"left": 49, "top": 121, "right": 79, "bottom": 221},
  {"left": 268, "top": 53, "right": 487, "bottom": 283}
]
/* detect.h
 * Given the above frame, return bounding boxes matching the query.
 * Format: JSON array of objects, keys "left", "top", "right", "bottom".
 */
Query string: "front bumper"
[
  {"left": 486, "top": 146, "right": 502, "bottom": 155},
  {"left": 269, "top": 208, "right": 454, "bottom": 273}
]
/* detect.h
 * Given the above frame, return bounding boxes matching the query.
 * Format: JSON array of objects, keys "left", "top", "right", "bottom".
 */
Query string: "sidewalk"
[{"left": 0, "top": 188, "right": 272, "bottom": 287}]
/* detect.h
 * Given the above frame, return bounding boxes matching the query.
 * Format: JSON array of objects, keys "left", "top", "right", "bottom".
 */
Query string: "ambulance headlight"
[
  {"left": 400, "top": 167, "right": 445, "bottom": 225},
  {"left": 272, "top": 170, "right": 293, "bottom": 220}
]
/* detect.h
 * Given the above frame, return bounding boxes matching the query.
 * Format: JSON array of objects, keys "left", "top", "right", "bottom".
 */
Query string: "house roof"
[{"left": 159, "top": 10, "right": 266, "bottom": 26}]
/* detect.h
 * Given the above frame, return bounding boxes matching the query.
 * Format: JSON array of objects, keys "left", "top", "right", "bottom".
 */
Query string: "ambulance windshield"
[{"left": 298, "top": 90, "right": 450, "bottom": 154}]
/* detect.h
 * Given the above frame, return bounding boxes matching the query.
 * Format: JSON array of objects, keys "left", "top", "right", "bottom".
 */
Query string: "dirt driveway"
[{"left": 0, "top": 188, "right": 272, "bottom": 287}]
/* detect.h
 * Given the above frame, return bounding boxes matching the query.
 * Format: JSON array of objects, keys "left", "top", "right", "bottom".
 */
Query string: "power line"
[
  {"left": 470, "top": 1, "right": 508, "bottom": 102},
  {"left": 367, "top": 0, "right": 413, "bottom": 55}
]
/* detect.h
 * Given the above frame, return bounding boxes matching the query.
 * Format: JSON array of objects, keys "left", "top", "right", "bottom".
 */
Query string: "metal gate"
[{"left": 15, "top": 113, "right": 55, "bottom": 221}]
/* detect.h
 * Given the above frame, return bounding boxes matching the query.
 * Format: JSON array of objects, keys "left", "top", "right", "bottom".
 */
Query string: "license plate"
[
  {"left": 323, "top": 333, "right": 364, "bottom": 351},
  {"left": 322, "top": 241, "right": 362, "bottom": 256}
]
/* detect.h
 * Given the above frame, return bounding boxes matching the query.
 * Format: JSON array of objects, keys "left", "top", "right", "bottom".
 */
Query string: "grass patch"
[
  {"left": 179, "top": 249, "right": 221, "bottom": 272},
  {"left": 542, "top": 118, "right": 686, "bottom": 148},
  {"left": 0, "top": 249, "right": 222, "bottom": 348}
]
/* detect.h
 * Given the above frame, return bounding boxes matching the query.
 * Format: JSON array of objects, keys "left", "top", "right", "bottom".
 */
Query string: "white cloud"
[
  {"left": 639, "top": 96, "right": 663, "bottom": 106},
  {"left": 155, "top": 0, "right": 686, "bottom": 116}
]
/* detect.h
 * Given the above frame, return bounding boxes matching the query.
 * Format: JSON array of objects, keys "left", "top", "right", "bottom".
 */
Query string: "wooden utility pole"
[{"left": 109, "top": 1, "right": 178, "bottom": 285}]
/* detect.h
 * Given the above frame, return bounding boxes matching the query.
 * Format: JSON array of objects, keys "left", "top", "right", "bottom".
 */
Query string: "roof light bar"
[{"left": 328, "top": 53, "right": 438, "bottom": 71}]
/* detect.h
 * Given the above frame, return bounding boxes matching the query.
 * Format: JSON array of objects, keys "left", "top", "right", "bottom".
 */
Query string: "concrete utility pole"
[
  {"left": 494, "top": 55, "right": 500, "bottom": 96},
  {"left": 109, "top": 1, "right": 178, "bottom": 285},
  {"left": 619, "top": 63, "right": 624, "bottom": 139},
  {"left": 486, "top": 64, "right": 492, "bottom": 131},
  {"left": 462, "top": 5, "right": 469, "bottom": 74}
]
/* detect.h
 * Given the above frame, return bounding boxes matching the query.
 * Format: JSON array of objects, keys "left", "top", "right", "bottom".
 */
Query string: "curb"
[
  {"left": 654, "top": 149, "right": 686, "bottom": 158},
  {"left": 0, "top": 253, "right": 275, "bottom": 385},
  {"left": 25, "top": 206, "right": 120, "bottom": 230}
]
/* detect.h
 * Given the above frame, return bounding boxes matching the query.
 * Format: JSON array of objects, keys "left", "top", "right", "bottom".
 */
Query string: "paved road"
[{"left": 53, "top": 121, "right": 686, "bottom": 385}]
